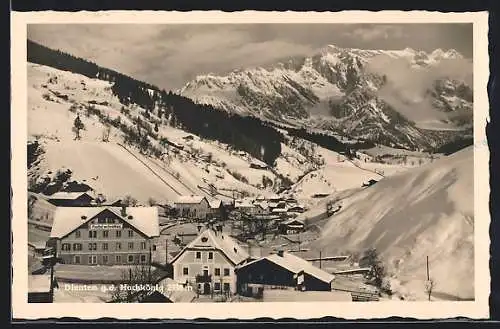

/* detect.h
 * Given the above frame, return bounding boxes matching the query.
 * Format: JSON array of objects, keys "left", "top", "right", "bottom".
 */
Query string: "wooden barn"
[
  {"left": 47, "top": 192, "right": 94, "bottom": 207},
  {"left": 235, "top": 251, "right": 335, "bottom": 296}
]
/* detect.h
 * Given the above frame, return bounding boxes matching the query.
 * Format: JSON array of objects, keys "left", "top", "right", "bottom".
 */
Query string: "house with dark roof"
[
  {"left": 49, "top": 206, "right": 159, "bottom": 266},
  {"left": 170, "top": 228, "right": 250, "bottom": 295},
  {"left": 235, "top": 251, "right": 335, "bottom": 295},
  {"left": 47, "top": 191, "right": 94, "bottom": 207}
]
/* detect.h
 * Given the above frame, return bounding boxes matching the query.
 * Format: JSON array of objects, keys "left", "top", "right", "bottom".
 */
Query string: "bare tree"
[
  {"left": 123, "top": 195, "right": 138, "bottom": 207},
  {"left": 147, "top": 197, "right": 157, "bottom": 206},
  {"left": 425, "top": 278, "right": 436, "bottom": 301}
]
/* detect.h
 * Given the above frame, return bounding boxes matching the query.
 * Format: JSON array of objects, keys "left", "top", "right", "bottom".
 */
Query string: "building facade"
[
  {"left": 170, "top": 228, "right": 250, "bottom": 295},
  {"left": 49, "top": 206, "right": 159, "bottom": 266},
  {"left": 174, "top": 196, "right": 210, "bottom": 220}
]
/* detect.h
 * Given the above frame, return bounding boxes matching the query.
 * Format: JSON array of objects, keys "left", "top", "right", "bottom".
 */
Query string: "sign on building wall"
[{"left": 89, "top": 223, "right": 123, "bottom": 230}]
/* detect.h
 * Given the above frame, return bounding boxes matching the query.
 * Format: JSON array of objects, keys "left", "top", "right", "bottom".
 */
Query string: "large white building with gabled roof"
[
  {"left": 49, "top": 206, "right": 159, "bottom": 266},
  {"left": 170, "top": 228, "right": 250, "bottom": 295}
]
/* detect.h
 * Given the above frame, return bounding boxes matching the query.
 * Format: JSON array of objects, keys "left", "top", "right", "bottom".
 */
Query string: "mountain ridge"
[{"left": 179, "top": 44, "right": 473, "bottom": 151}]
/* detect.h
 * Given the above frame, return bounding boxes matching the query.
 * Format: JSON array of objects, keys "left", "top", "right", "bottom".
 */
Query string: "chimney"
[
  {"left": 277, "top": 250, "right": 284, "bottom": 257},
  {"left": 197, "top": 225, "right": 202, "bottom": 233},
  {"left": 121, "top": 205, "right": 127, "bottom": 217}
]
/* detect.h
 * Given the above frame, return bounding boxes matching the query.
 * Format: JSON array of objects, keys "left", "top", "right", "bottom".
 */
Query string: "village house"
[
  {"left": 278, "top": 218, "right": 305, "bottom": 235},
  {"left": 207, "top": 199, "right": 226, "bottom": 221},
  {"left": 235, "top": 251, "right": 335, "bottom": 296},
  {"left": 174, "top": 195, "right": 211, "bottom": 220},
  {"left": 234, "top": 198, "right": 256, "bottom": 214},
  {"left": 47, "top": 191, "right": 95, "bottom": 207},
  {"left": 49, "top": 206, "right": 159, "bottom": 266},
  {"left": 170, "top": 227, "right": 250, "bottom": 295}
]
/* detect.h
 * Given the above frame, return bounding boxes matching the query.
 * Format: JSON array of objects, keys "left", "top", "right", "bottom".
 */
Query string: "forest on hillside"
[{"left": 27, "top": 39, "right": 285, "bottom": 165}]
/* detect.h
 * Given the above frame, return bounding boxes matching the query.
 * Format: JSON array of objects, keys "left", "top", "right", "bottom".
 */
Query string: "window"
[
  {"left": 183, "top": 267, "right": 189, "bottom": 275},
  {"left": 103, "top": 230, "right": 109, "bottom": 238},
  {"left": 214, "top": 282, "right": 221, "bottom": 291},
  {"left": 116, "top": 230, "right": 122, "bottom": 238},
  {"left": 75, "top": 230, "right": 81, "bottom": 238},
  {"left": 127, "top": 255, "right": 134, "bottom": 263},
  {"left": 116, "top": 255, "right": 122, "bottom": 263},
  {"left": 107, "top": 218, "right": 114, "bottom": 223},
  {"left": 140, "top": 255, "right": 147, "bottom": 263},
  {"left": 88, "top": 255, "right": 97, "bottom": 264},
  {"left": 74, "top": 255, "right": 80, "bottom": 264},
  {"left": 62, "top": 243, "right": 71, "bottom": 251},
  {"left": 116, "top": 242, "right": 122, "bottom": 250},
  {"left": 88, "top": 230, "right": 96, "bottom": 238},
  {"left": 223, "top": 283, "right": 230, "bottom": 291},
  {"left": 208, "top": 252, "right": 213, "bottom": 260},
  {"left": 103, "top": 255, "right": 108, "bottom": 264},
  {"left": 223, "top": 268, "right": 230, "bottom": 276},
  {"left": 72, "top": 243, "right": 82, "bottom": 251},
  {"left": 140, "top": 242, "right": 146, "bottom": 250},
  {"left": 215, "top": 268, "right": 221, "bottom": 276},
  {"left": 88, "top": 243, "right": 97, "bottom": 251},
  {"left": 102, "top": 243, "right": 108, "bottom": 250},
  {"left": 98, "top": 217, "right": 106, "bottom": 224},
  {"left": 196, "top": 252, "right": 201, "bottom": 259},
  {"left": 128, "top": 242, "right": 134, "bottom": 250},
  {"left": 128, "top": 230, "right": 134, "bottom": 238}
]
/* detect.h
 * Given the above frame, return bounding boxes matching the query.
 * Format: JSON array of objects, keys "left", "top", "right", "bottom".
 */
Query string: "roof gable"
[
  {"left": 50, "top": 206, "right": 159, "bottom": 239},
  {"left": 175, "top": 195, "right": 207, "bottom": 204},
  {"left": 171, "top": 228, "right": 249, "bottom": 265},
  {"left": 49, "top": 191, "right": 93, "bottom": 200},
  {"left": 238, "top": 252, "right": 334, "bottom": 284}
]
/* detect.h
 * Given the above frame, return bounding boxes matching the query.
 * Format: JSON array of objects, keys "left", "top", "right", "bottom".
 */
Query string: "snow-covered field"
[{"left": 308, "top": 146, "right": 474, "bottom": 300}]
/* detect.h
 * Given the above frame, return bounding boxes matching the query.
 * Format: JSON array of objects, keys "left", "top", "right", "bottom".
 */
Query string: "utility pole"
[
  {"left": 148, "top": 246, "right": 152, "bottom": 282},
  {"left": 319, "top": 251, "right": 322, "bottom": 269},
  {"left": 165, "top": 239, "right": 168, "bottom": 265},
  {"left": 49, "top": 246, "right": 57, "bottom": 303},
  {"left": 426, "top": 256, "right": 430, "bottom": 281}
]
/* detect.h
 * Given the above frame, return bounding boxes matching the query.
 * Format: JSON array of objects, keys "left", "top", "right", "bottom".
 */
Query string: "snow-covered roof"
[
  {"left": 28, "top": 275, "right": 52, "bottom": 293},
  {"left": 283, "top": 218, "right": 304, "bottom": 225},
  {"left": 235, "top": 198, "right": 255, "bottom": 208},
  {"left": 171, "top": 228, "right": 249, "bottom": 266},
  {"left": 29, "top": 241, "right": 47, "bottom": 250},
  {"left": 50, "top": 206, "right": 159, "bottom": 239},
  {"left": 175, "top": 195, "right": 207, "bottom": 204},
  {"left": 272, "top": 208, "right": 288, "bottom": 213},
  {"left": 48, "top": 191, "right": 93, "bottom": 200},
  {"left": 208, "top": 199, "right": 222, "bottom": 209},
  {"left": 239, "top": 252, "right": 335, "bottom": 284}
]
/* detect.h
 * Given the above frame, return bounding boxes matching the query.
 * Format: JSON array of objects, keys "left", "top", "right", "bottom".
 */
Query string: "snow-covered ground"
[{"left": 307, "top": 146, "right": 474, "bottom": 301}]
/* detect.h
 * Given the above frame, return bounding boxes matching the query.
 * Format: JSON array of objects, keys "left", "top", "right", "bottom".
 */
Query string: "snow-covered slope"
[
  {"left": 28, "top": 62, "right": 341, "bottom": 202},
  {"left": 309, "top": 146, "right": 474, "bottom": 300},
  {"left": 179, "top": 45, "right": 473, "bottom": 150}
]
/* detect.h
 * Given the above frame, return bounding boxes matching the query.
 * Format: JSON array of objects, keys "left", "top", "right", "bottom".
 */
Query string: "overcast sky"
[{"left": 28, "top": 24, "right": 472, "bottom": 91}]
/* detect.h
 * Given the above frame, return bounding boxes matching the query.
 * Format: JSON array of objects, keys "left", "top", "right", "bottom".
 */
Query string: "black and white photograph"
[{"left": 11, "top": 11, "right": 490, "bottom": 320}]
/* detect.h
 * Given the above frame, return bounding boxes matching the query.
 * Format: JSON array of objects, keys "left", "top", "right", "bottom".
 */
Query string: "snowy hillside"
[
  {"left": 30, "top": 62, "right": 403, "bottom": 203},
  {"left": 179, "top": 45, "right": 473, "bottom": 151},
  {"left": 308, "top": 146, "right": 474, "bottom": 301},
  {"left": 28, "top": 61, "right": 416, "bottom": 206}
]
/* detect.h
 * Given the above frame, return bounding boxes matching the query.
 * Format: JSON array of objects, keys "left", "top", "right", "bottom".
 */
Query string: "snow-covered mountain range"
[{"left": 179, "top": 45, "right": 473, "bottom": 150}]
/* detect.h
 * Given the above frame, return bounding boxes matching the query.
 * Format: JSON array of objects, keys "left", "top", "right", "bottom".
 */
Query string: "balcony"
[{"left": 195, "top": 274, "right": 212, "bottom": 283}]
